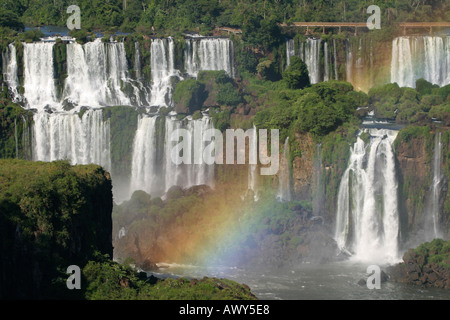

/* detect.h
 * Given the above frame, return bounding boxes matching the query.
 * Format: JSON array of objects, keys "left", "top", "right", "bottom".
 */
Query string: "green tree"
[
  {"left": 282, "top": 56, "right": 310, "bottom": 90},
  {"left": 0, "top": 10, "right": 24, "bottom": 31}
]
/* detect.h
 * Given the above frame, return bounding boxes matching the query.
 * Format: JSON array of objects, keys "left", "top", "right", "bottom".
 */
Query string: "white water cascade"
[
  {"left": 64, "top": 39, "right": 141, "bottom": 108},
  {"left": 426, "top": 132, "right": 443, "bottom": 240},
  {"left": 185, "top": 38, "right": 235, "bottom": 78},
  {"left": 324, "top": 42, "right": 330, "bottom": 82},
  {"left": 286, "top": 38, "right": 338, "bottom": 84},
  {"left": 286, "top": 38, "right": 296, "bottom": 67},
  {"left": 277, "top": 137, "right": 291, "bottom": 202},
  {"left": 33, "top": 109, "right": 111, "bottom": 171},
  {"left": 130, "top": 115, "right": 215, "bottom": 197},
  {"left": 333, "top": 39, "right": 338, "bottom": 81},
  {"left": 150, "top": 38, "right": 178, "bottom": 107},
  {"left": 247, "top": 125, "right": 259, "bottom": 201},
  {"left": 23, "top": 42, "right": 59, "bottom": 110},
  {"left": 335, "top": 129, "right": 400, "bottom": 264},
  {"left": 391, "top": 36, "right": 450, "bottom": 88},
  {"left": 304, "top": 38, "right": 322, "bottom": 84},
  {"left": 2, "top": 43, "right": 21, "bottom": 102}
]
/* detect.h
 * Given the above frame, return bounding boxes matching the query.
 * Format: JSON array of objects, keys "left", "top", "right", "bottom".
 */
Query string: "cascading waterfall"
[
  {"left": 130, "top": 116, "right": 161, "bottom": 195},
  {"left": 286, "top": 38, "right": 295, "bottom": 67},
  {"left": 324, "top": 42, "right": 329, "bottom": 82},
  {"left": 64, "top": 39, "right": 148, "bottom": 108},
  {"left": 335, "top": 129, "right": 400, "bottom": 263},
  {"left": 345, "top": 39, "right": 353, "bottom": 85},
  {"left": 130, "top": 115, "right": 215, "bottom": 197},
  {"left": 2, "top": 43, "right": 21, "bottom": 102},
  {"left": 33, "top": 109, "right": 111, "bottom": 171},
  {"left": 391, "top": 36, "right": 450, "bottom": 88},
  {"left": 247, "top": 125, "right": 259, "bottom": 201},
  {"left": 185, "top": 38, "right": 235, "bottom": 78},
  {"left": 304, "top": 38, "right": 321, "bottom": 84},
  {"left": 23, "top": 42, "right": 59, "bottom": 110},
  {"left": 150, "top": 38, "right": 178, "bottom": 107},
  {"left": 277, "top": 137, "right": 291, "bottom": 202},
  {"left": 134, "top": 42, "right": 142, "bottom": 80},
  {"left": 426, "top": 132, "right": 443, "bottom": 240},
  {"left": 312, "top": 143, "right": 325, "bottom": 216},
  {"left": 391, "top": 37, "right": 415, "bottom": 88},
  {"left": 286, "top": 38, "right": 336, "bottom": 84},
  {"left": 333, "top": 39, "right": 338, "bottom": 81},
  {"left": 286, "top": 36, "right": 448, "bottom": 90}
]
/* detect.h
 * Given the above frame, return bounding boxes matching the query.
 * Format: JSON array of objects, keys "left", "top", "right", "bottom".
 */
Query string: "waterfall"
[
  {"left": 304, "top": 38, "right": 321, "bottom": 84},
  {"left": 277, "top": 137, "right": 291, "bottom": 202},
  {"left": 391, "top": 36, "right": 449, "bottom": 88},
  {"left": 64, "top": 39, "right": 147, "bottom": 108},
  {"left": 130, "top": 116, "right": 161, "bottom": 195},
  {"left": 286, "top": 39, "right": 295, "bottom": 67},
  {"left": 391, "top": 37, "right": 415, "bottom": 88},
  {"left": 333, "top": 39, "right": 338, "bottom": 80},
  {"left": 247, "top": 125, "right": 259, "bottom": 201},
  {"left": 426, "top": 132, "right": 443, "bottom": 240},
  {"left": 312, "top": 143, "right": 324, "bottom": 216},
  {"left": 23, "top": 42, "right": 58, "bottom": 110},
  {"left": 345, "top": 40, "right": 353, "bottom": 85},
  {"left": 150, "top": 38, "right": 178, "bottom": 107},
  {"left": 21, "top": 116, "right": 32, "bottom": 160},
  {"left": 130, "top": 115, "right": 215, "bottom": 197},
  {"left": 324, "top": 42, "right": 329, "bottom": 82},
  {"left": 33, "top": 109, "right": 111, "bottom": 171},
  {"left": 285, "top": 38, "right": 322, "bottom": 84},
  {"left": 134, "top": 42, "right": 142, "bottom": 80},
  {"left": 335, "top": 129, "right": 400, "bottom": 264},
  {"left": 2, "top": 43, "right": 21, "bottom": 102},
  {"left": 185, "top": 38, "right": 235, "bottom": 78}
]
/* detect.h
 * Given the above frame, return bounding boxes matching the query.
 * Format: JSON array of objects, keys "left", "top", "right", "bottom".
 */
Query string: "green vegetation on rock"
[
  {"left": 0, "top": 160, "right": 113, "bottom": 299},
  {"left": 387, "top": 239, "right": 450, "bottom": 289}
]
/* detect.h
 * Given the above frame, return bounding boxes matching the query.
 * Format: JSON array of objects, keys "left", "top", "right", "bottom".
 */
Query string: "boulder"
[
  {"left": 184, "top": 184, "right": 212, "bottom": 198},
  {"left": 357, "top": 278, "right": 366, "bottom": 286},
  {"left": 139, "top": 259, "right": 158, "bottom": 271},
  {"left": 165, "top": 185, "right": 184, "bottom": 200}
]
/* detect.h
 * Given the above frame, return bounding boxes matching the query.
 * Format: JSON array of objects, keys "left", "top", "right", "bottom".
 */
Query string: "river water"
[{"left": 149, "top": 260, "right": 450, "bottom": 300}]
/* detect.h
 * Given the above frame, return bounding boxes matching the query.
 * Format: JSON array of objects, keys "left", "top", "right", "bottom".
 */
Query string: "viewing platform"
[{"left": 280, "top": 21, "right": 450, "bottom": 35}]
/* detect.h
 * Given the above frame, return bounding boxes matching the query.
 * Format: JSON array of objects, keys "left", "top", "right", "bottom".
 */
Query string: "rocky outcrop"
[
  {"left": 386, "top": 239, "right": 450, "bottom": 289},
  {"left": 395, "top": 132, "right": 432, "bottom": 239},
  {"left": 394, "top": 128, "right": 449, "bottom": 244},
  {"left": 291, "top": 133, "right": 314, "bottom": 200}
]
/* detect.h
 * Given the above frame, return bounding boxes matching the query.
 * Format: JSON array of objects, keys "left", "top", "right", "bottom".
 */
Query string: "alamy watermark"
[
  {"left": 170, "top": 128, "right": 280, "bottom": 176},
  {"left": 367, "top": 5, "right": 381, "bottom": 30},
  {"left": 366, "top": 265, "right": 381, "bottom": 289},
  {"left": 66, "top": 265, "right": 81, "bottom": 290},
  {"left": 67, "top": 5, "right": 81, "bottom": 30}
]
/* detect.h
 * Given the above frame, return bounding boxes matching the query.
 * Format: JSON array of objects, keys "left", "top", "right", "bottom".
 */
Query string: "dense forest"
[{"left": 0, "top": 0, "right": 448, "bottom": 34}]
